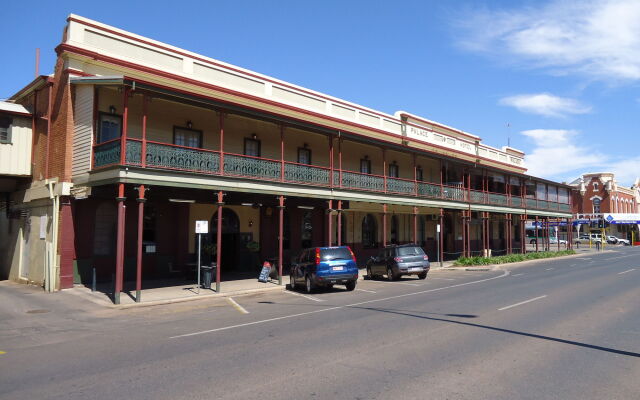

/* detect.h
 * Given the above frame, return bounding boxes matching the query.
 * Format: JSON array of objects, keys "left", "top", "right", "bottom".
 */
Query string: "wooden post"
[
  {"left": 141, "top": 94, "right": 147, "bottom": 168},
  {"left": 120, "top": 88, "right": 129, "bottom": 164},
  {"left": 383, "top": 204, "right": 388, "bottom": 247},
  {"left": 219, "top": 113, "right": 225, "bottom": 175},
  {"left": 215, "top": 191, "right": 224, "bottom": 292},
  {"left": 114, "top": 183, "right": 126, "bottom": 304},
  {"left": 280, "top": 125, "right": 285, "bottom": 182},
  {"left": 337, "top": 200, "right": 343, "bottom": 246},
  {"left": 412, "top": 206, "right": 418, "bottom": 244},
  {"left": 278, "top": 195, "right": 284, "bottom": 285},
  {"left": 535, "top": 216, "right": 540, "bottom": 252},
  {"left": 327, "top": 200, "right": 333, "bottom": 246}
]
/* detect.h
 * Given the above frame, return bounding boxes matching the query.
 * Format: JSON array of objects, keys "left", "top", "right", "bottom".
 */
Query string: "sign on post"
[
  {"left": 195, "top": 220, "right": 209, "bottom": 234},
  {"left": 195, "top": 220, "right": 208, "bottom": 294}
]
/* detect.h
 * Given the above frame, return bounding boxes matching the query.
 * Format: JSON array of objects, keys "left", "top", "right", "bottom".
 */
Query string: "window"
[
  {"left": 301, "top": 211, "right": 313, "bottom": 248},
  {"left": 297, "top": 147, "right": 312, "bottom": 165},
  {"left": 593, "top": 182, "right": 599, "bottom": 190},
  {"left": 416, "top": 167, "right": 423, "bottom": 182},
  {"left": 388, "top": 163, "right": 399, "bottom": 178},
  {"left": 536, "top": 183, "right": 547, "bottom": 200},
  {"left": 143, "top": 205, "right": 156, "bottom": 243},
  {"left": 98, "top": 113, "right": 122, "bottom": 143},
  {"left": 360, "top": 158, "right": 371, "bottom": 174},
  {"left": 362, "top": 214, "right": 377, "bottom": 248},
  {"left": 0, "top": 116, "right": 12, "bottom": 144},
  {"left": 244, "top": 138, "right": 261, "bottom": 157},
  {"left": 173, "top": 127, "right": 202, "bottom": 148},
  {"left": 593, "top": 198, "right": 601, "bottom": 214}
]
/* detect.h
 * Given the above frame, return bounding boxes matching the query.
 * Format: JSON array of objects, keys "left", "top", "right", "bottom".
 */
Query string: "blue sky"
[{"left": 1, "top": 0, "right": 638, "bottom": 185}]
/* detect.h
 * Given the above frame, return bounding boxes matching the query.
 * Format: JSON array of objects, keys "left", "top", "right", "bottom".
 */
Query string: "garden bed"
[{"left": 453, "top": 250, "right": 576, "bottom": 266}]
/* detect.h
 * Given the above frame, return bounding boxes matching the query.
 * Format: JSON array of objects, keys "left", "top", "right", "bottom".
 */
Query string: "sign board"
[
  {"left": 258, "top": 263, "right": 271, "bottom": 283},
  {"left": 436, "top": 224, "right": 441, "bottom": 233},
  {"left": 195, "top": 220, "right": 209, "bottom": 234},
  {"left": 604, "top": 213, "right": 640, "bottom": 224}
]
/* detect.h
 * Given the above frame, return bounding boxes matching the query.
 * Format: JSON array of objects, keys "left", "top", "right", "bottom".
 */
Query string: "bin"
[{"left": 201, "top": 264, "right": 215, "bottom": 289}]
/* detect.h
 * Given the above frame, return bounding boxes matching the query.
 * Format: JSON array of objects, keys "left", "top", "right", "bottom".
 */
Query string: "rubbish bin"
[{"left": 201, "top": 264, "right": 215, "bottom": 289}]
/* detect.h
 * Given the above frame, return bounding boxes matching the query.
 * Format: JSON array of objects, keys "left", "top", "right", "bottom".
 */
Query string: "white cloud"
[
  {"left": 499, "top": 93, "right": 591, "bottom": 117},
  {"left": 455, "top": 0, "right": 640, "bottom": 82},
  {"left": 608, "top": 157, "right": 640, "bottom": 187},
  {"left": 521, "top": 129, "right": 606, "bottom": 178}
]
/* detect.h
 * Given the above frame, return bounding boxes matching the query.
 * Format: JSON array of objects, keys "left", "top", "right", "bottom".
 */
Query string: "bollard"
[{"left": 92, "top": 267, "right": 96, "bottom": 292}]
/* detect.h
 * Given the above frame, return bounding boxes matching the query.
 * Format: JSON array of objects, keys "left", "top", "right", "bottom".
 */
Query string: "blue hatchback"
[{"left": 290, "top": 246, "right": 359, "bottom": 293}]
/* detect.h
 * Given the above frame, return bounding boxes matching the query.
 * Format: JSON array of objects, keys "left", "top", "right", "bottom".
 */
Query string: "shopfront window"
[{"left": 362, "top": 214, "right": 377, "bottom": 248}]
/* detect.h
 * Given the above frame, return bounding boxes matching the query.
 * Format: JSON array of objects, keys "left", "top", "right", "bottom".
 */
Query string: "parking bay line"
[
  {"left": 365, "top": 280, "right": 421, "bottom": 287},
  {"left": 618, "top": 269, "right": 636, "bottom": 275},
  {"left": 227, "top": 297, "right": 249, "bottom": 314},
  {"left": 512, "top": 273, "right": 524, "bottom": 277},
  {"left": 355, "top": 288, "right": 377, "bottom": 293},
  {"left": 170, "top": 269, "right": 510, "bottom": 339},
  {"left": 281, "top": 290, "right": 326, "bottom": 302},
  {"left": 498, "top": 295, "right": 547, "bottom": 311},
  {"left": 545, "top": 268, "right": 554, "bottom": 271}
]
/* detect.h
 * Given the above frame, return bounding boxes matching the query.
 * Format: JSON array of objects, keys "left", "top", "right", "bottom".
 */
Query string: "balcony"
[{"left": 93, "top": 139, "right": 570, "bottom": 212}]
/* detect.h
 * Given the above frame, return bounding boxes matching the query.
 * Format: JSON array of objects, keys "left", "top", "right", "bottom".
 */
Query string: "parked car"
[
  {"left": 607, "top": 235, "right": 630, "bottom": 245},
  {"left": 366, "top": 244, "right": 430, "bottom": 281},
  {"left": 574, "top": 233, "right": 604, "bottom": 245},
  {"left": 290, "top": 246, "right": 358, "bottom": 293}
]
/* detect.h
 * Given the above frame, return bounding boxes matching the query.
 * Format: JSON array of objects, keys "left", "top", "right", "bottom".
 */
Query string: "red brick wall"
[{"left": 48, "top": 57, "right": 74, "bottom": 182}]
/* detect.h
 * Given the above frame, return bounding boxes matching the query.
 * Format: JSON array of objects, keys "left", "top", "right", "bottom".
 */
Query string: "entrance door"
[{"left": 212, "top": 208, "right": 240, "bottom": 277}]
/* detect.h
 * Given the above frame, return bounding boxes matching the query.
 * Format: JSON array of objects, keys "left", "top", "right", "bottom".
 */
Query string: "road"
[{"left": 1, "top": 247, "right": 639, "bottom": 399}]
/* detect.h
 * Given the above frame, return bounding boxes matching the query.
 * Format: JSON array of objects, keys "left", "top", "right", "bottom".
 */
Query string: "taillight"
[
  {"left": 423, "top": 255, "right": 429, "bottom": 261},
  {"left": 394, "top": 257, "right": 403, "bottom": 262},
  {"left": 347, "top": 246, "right": 356, "bottom": 262},
  {"left": 315, "top": 248, "right": 321, "bottom": 265}
]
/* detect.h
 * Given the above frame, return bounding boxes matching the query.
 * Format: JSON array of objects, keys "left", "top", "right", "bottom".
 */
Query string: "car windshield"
[
  {"left": 397, "top": 246, "right": 425, "bottom": 256},
  {"left": 320, "top": 247, "right": 352, "bottom": 261}
]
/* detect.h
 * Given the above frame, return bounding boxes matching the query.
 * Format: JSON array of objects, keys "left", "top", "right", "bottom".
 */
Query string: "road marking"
[
  {"left": 570, "top": 264, "right": 577, "bottom": 267},
  {"left": 355, "top": 288, "right": 376, "bottom": 293},
  {"left": 512, "top": 273, "right": 524, "bottom": 277},
  {"left": 170, "top": 270, "right": 510, "bottom": 339},
  {"left": 0, "top": 351, "right": 5, "bottom": 355},
  {"left": 282, "top": 290, "right": 325, "bottom": 302},
  {"left": 428, "top": 277, "right": 456, "bottom": 281},
  {"left": 498, "top": 295, "right": 547, "bottom": 311},
  {"left": 366, "top": 280, "right": 420, "bottom": 286},
  {"left": 545, "top": 268, "right": 554, "bottom": 271},
  {"left": 227, "top": 297, "right": 249, "bottom": 314},
  {"left": 618, "top": 269, "right": 636, "bottom": 275}
]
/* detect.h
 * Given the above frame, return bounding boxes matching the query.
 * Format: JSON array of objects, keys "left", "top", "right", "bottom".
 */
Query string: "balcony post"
[
  {"left": 120, "top": 87, "right": 130, "bottom": 164},
  {"left": 277, "top": 195, "right": 285, "bottom": 285},
  {"left": 141, "top": 94, "right": 148, "bottom": 167},
  {"left": 337, "top": 200, "right": 343, "bottom": 246},
  {"left": 338, "top": 135, "right": 343, "bottom": 188},
  {"left": 382, "top": 204, "right": 388, "bottom": 247},
  {"left": 439, "top": 159, "right": 444, "bottom": 198},
  {"left": 114, "top": 183, "right": 126, "bottom": 304},
  {"left": 219, "top": 112, "right": 225, "bottom": 176},
  {"left": 135, "top": 185, "right": 146, "bottom": 302},
  {"left": 215, "top": 191, "right": 224, "bottom": 292},
  {"left": 466, "top": 171, "right": 471, "bottom": 203},
  {"left": 382, "top": 148, "right": 387, "bottom": 193},
  {"left": 328, "top": 134, "right": 334, "bottom": 188},
  {"left": 327, "top": 199, "right": 333, "bottom": 247},
  {"left": 280, "top": 125, "right": 285, "bottom": 182},
  {"left": 413, "top": 154, "right": 418, "bottom": 197},
  {"left": 412, "top": 206, "right": 418, "bottom": 244}
]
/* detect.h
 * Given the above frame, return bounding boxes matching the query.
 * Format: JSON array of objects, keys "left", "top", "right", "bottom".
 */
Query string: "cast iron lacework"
[
  {"left": 126, "top": 140, "right": 142, "bottom": 165},
  {"left": 387, "top": 177, "right": 415, "bottom": 194},
  {"left": 284, "top": 164, "right": 329, "bottom": 185},
  {"left": 442, "top": 186, "right": 464, "bottom": 201},
  {"left": 224, "top": 154, "right": 280, "bottom": 180},
  {"left": 526, "top": 198, "right": 537, "bottom": 209},
  {"left": 537, "top": 200, "right": 549, "bottom": 210},
  {"left": 340, "top": 171, "right": 384, "bottom": 191},
  {"left": 488, "top": 193, "right": 508, "bottom": 206},
  {"left": 94, "top": 140, "right": 121, "bottom": 167},
  {"left": 146, "top": 142, "right": 219, "bottom": 174},
  {"left": 469, "top": 190, "right": 486, "bottom": 203},
  {"left": 511, "top": 197, "right": 523, "bottom": 207},
  {"left": 417, "top": 182, "right": 441, "bottom": 198},
  {"left": 559, "top": 203, "right": 570, "bottom": 212}
]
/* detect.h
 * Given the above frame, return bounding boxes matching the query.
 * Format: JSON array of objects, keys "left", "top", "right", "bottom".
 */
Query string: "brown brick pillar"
[{"left": 58, "top": 197, "right": 75, "bottom": 289}]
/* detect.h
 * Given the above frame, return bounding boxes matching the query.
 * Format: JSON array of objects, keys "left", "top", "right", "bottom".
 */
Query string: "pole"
[
  {"left": 382, "top": 204, "right": 388, "bottom": 247},
  {"left": 215, "top": 191, "right": 224, "bottom": 292},
  {"left": 337, "top": 200, "right": 342, "bottom": 246},
  {"left": 135, "top": 185, "right": 145, "bottom": 302},
  {"left": 327, "top": 199, "right": 333, "bottom": 246},
  {"left": 278, "top": 195, "right": 284, "bottom": 285},
  {"left": 197, "top": 233, "right": 201, "bottom": 294},
  {"left": 114, "top": 183, "right": 126, "bottom": 304},
  {"left": 535, "top": 216, "right": 539, "bottom": 252},
  {"left": 439, "top": 208, "right": 444, "bottom": 267}
]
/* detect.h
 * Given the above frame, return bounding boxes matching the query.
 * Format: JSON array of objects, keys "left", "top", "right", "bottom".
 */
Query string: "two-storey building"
[{"left": 4, "top": 15, "right": 572, "bottom": 303}]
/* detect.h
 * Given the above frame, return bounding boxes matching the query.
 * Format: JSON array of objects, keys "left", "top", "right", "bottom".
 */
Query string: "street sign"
[
  {"left": 436, "top": 224, "right": 441, "bottom": 233},
  {"left": 258, "top": 261, "right": 271, "bottom": 283},
  {"left": 195, "top": 220, "right": 208, "bottom": 234}
]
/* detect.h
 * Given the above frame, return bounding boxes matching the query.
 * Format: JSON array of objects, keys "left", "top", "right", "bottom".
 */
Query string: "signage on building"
[
  {"left": 604, "top": 214, "right": 640, "bottom": 224},
  {"left": 405, "top": 125, "right": 430, "bottom": 142},
  {"left": 195, "top": 220, "right": 209, "bottom": 234}
]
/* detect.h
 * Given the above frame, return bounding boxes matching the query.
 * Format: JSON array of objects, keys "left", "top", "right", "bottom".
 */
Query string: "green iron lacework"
[{"left": 94, "top": 140, "right": 121, "bottom": 167}]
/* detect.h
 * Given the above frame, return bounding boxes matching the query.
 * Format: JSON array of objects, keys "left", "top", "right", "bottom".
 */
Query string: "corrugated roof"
[{"left": 0, "top": 101, "right": 31, "bottom": 116}]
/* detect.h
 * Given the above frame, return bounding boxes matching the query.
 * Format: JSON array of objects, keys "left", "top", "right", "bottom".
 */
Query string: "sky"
[{"left": 1, "top": 0, "right": 638, "bottom": 186}]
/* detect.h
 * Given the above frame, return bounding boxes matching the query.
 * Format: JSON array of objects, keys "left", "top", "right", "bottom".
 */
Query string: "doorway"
[{"left": 211, "top": 208, "right": 240, "bottom": 278}]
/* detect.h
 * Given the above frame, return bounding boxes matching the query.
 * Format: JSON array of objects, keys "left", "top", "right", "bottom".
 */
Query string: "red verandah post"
[
  {"left": 215, "top": 191, "right": 224, "bottom": 292},
  {"left": 278, "top": 195, "right": 285, "bottom": 285},
  {"left": 135, "top": 185, "right": 146, "bottom": 302},
  {"left": 114, "top": 183, "right": 126, "bottom": 304}
]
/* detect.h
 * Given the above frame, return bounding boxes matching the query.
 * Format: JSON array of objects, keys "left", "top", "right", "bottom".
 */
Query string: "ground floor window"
[
  {"left": 362, "top": 214, "right": 377, "bottom": 248},
  {"left": 301, "top": 211, "right": 313, "bottom": 248}
]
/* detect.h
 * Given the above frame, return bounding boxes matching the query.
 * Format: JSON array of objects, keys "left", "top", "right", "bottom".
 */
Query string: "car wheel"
[
  {"left": 530, "top": 239, "right": 536, "bottom": 244},
  {"left": 387, "top": 267, "right": 395, "bottom": 281},
  {"left": 290, "top": 274, "right": 296, "bottom": 290},
  {"left": 418, "top": 272, "right": 427, "bottom": 280},
  {"left": 345, "top": 281, "right": 356, "bottom": 291},
  {"left": 367, "top": 267, "right": 375, "bottom": 280},
  {"left": 305, "top": 275, "right": 314, "bottom": 294}
]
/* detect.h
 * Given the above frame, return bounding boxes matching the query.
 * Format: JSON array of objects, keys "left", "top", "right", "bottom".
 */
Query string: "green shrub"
[{"left": 453, "top": 249, "right": 576, "bottom": 266}]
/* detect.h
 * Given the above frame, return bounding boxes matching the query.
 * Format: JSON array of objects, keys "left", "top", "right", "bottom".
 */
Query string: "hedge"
[{"left": 453, "top": 250, "right": 576, "bottom": 266}]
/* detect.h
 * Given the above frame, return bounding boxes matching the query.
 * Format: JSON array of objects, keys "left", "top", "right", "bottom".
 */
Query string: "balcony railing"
[{"left": 93, "top": 139, "right": 570, "bottom": 212}]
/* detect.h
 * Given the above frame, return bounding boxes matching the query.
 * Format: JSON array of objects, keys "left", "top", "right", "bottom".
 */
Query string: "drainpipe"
[{"left": 46, "top": 180, "right": 60, "bottom": 292}]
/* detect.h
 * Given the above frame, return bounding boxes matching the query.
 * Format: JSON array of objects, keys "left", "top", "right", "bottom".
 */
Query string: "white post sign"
[{"left": 195, "top": 220, "right": 208, "bottom": 293}]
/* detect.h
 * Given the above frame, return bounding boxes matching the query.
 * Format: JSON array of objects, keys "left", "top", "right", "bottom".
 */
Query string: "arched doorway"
[{"left": 212, "top": 208, "right": 240, "bottom": 277}]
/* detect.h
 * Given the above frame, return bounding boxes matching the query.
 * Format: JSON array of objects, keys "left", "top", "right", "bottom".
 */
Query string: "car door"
[
  {"left": 293, "top": 250, "right": 307, "bottom": 283},
  {"left": 372, "top": 249, "right": 386, "bottom": 274}
]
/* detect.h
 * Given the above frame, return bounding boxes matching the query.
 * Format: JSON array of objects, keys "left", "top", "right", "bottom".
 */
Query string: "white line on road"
[
  {"left": 618, "top": 269, "right": 636, "bottom": 275},
  {"left": 170, "top": 270, "right": 510, "bottom": 339},
  {"left": 427, "top": 277, "right": 456, "bottom": 281},
  {"left": 545, "top": 268, "right": 554, "bottom": 271},
  {"left": 512, "top": 273, "right": 524, "bottom": 277},
  {"left": 281, "top": 290, "right": 325, "bottom": 302},
  {"left": 355, "top": 288, "right": 377, "bottom": 293},
  {"left": 498, "top": 295, "right": 547, "bottom": 311},
  {"left": 227, "top": 297, "right": 249, "bottom": 314},
  {"left": 365, "top": 280, "right": 420, "bottom": 286}
]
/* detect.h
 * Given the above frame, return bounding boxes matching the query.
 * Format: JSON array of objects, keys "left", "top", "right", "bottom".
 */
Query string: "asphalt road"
[{"left": 1, "top": 247, "right": 639, "bottom": 399}]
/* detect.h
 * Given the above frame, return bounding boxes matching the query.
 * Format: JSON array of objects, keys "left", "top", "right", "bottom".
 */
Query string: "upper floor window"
[
  {"left": 0, "top": 116, "right": 12, "bottom": 144},
  {"left": 360, "top": 158, "right": 371, "bottom": 174},
  {"left": 98, "top": 113, "right": 122, "bottom": 144},
  {"left": 388, "top": 163, "right": 399, "bottom": 178},
  {"left": 244, "top": 137, "right": 261, "bottom": 157},
  {"left": 174, "top": 126, "right": 202, "bottom": 148},
  {"left": 593, "top": 182, "right": 599, "bottom": 191},
  {"left": 416, "top": 167, "right": 423, "bottom": 182},
  {"left": 593, "top": 198, "right": 601, "bottom": 214},
  {"left": 297, "top": 147, "right": 312, "bottom": 165}
]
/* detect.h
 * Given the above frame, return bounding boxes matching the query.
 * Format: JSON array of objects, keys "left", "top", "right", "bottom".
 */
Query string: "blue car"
[{"left": 290, "top": 246, "right": 359, "bottom": 293}]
